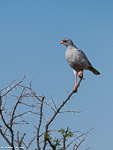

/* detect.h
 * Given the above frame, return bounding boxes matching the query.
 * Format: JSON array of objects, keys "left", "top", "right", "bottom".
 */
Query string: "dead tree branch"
[
  {"left": 43, "top": 77, "right": 83, "bottom": 149},
  {"left": 37, "top": 96, "right": 45, "bottom": 150},
  {"left": 1, "top": 75, "right": 26, "bottom": 98},
  {"left": 0, "top": 75, "right": 93, "bottom": 150},
  {"left": 66, "top": 128, "right": 94, "bottom": 149}
]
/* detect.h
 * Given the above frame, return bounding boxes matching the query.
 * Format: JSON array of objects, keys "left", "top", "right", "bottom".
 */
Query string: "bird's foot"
[{"left": 78, "top": 71, "right": 83, "bottom": 78}]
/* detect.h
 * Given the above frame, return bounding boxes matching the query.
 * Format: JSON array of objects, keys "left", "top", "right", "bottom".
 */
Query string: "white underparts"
[{"left": 72, "top": 69, "right": 77, "bottom": 75}]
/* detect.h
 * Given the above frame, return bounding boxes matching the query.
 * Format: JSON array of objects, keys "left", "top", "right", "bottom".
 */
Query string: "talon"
[{"left": 78, "top": 70, "right": 83, "bottom": 78}]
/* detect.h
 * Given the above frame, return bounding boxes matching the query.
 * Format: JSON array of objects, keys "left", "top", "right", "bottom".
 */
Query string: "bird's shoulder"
[
  {"left": 77, "top": 49, "right": 92, "bottom": 66},
  {"left": 77, "top": 49, "right": 89, "bottom": 60},
  {"left": 77, "top": 49, "right": 86, "bottom": 55}
]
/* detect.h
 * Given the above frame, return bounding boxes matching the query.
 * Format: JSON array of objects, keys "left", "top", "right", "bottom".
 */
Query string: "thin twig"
[
  {"left": 59, "top": 110, "right": 81, "bottom": 114},
  {"left": 26, "top": 136, "right": 36, "bottom": 150},
  {"left": 0, "top": 80, "right": 16, "bottom": 93},
  {"left": 1, "top": 75, "right": 26, "bottom": 98},
  {"left": 66, "top": 128, "right": 94, "bottom": 149},
  {"left": 50, "top": 95, "right": 57, "bottom": 110},
  {"left": 13, "top": 110, "right": 39, "bottom": 119}
]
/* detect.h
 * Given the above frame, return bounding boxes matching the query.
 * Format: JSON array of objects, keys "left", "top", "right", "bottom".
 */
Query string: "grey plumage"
[{"left": 61, "top": 38, "right": 100, "bottom": 75}]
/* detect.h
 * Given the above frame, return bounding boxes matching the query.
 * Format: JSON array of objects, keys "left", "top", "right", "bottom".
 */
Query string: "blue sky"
[{"left": 0, "top": 1, "right": 113, "bottom": 150}]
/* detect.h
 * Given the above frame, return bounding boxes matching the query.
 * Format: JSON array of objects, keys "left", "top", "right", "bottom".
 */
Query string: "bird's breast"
[
  {"left": 65, "top": 48, "right": 83, "bottom": 72},
  {"left": 65, "top": 49, "right": 78, "bottom": 64}
]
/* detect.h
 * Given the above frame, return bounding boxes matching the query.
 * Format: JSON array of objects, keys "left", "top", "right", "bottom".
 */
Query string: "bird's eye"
[{"left": 63, "top": 40, "right": 67, "bottom": 42}]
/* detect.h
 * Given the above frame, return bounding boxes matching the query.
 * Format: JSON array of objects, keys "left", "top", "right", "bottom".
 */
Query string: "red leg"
[
  {"left": 78, "top": 70, "right": 83, "bottom": 78},
  {"left": 74, "top": 74, "right": 78, "bottom": 91}
]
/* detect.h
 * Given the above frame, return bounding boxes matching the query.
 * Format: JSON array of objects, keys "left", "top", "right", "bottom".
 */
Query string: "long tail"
[{"left": 88, "top": 67, "right": 100, "bottom": 75}]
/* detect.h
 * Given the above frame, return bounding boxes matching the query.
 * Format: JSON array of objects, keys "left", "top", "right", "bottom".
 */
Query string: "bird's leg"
[
  {"left": 78, "top": 70, "right": 83, "bottom": 78},
  {"left": 74, "top": 74, "right": 78, "bottom": 91}
]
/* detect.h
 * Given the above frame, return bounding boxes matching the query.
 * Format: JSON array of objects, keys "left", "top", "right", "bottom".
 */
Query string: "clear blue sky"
[{"left": 0, "top": 1, "right": 113, "bottom": 150}]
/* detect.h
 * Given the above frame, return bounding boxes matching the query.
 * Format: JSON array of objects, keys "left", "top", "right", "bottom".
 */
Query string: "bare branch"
[
  {"left": 59, "top": 110, "right": 81, "bottom": 114},
  {"left": 31, "top": 91, "right": 56, "bottom": 112},
  {"left": 66, "top": 128, "right": 94, "bottom": 149},
  {"left": 50, "top": 95, "right": 57, "bottom": 110},
  {"left": 73, "top": 138, "right": 85, "bottom": 150},
  {"left": 0, "top": 80, "right": 16, "bottom": 93},
  {"left": 17, "top": 131, "right": 26, "bottom": 150},
  {"left": 37, "top": 96, "right": 45, "bottom": 150},
  {"left": 26, "top": 136, "right": 36, "bottom": 150},
  {"left": 43, "top": 78, "right": 83, "bottom": 149},
  {"left": 20, "top": 102, "right": 38, "bottom": 108},
  {"left": 0, "top": 75, "right": 92, "bottom": 150},
  {"left": 0, "top": 96, "right": 14, "bottom": 149},
  {"left": 13, "top": 111, "right": 39, "bottom": 120},
  {"left": 0, "top": 128, "right": 12, "bottom": 146},
  {"left": 1, "top": 75, "right": 26, "bottom": 98},
  {"left": 10, "top": 87, "right": 25, "bottom": 127},
  {"left": 20, "top": 84, "right": 56, "bottom": 112}
]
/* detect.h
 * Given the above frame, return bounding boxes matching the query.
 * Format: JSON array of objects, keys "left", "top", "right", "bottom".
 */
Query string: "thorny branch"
[
  {"left": 0, "top": 77, "right": 26, "bottom": 150},
  {"left": 66, "top": 128, "right": 94, "bottom": 149},
  {"left": 0, "top": 76, "right": 93, "bottom": 150},
  {"left": 43, "top": 77, "right": 83, "bottom": 149},
  {"left": 37, "top": 96, "right": 45, "bottom": 150},
  {"left": 0, "top": 96, "right": 15, "bottom": 149},
  {"left": 1, "top": 75, "right": 26, "bottom": 98}
]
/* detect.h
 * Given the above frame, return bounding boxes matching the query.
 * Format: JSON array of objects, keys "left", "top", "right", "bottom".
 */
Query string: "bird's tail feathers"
[{"left": 89, "top": 67, "right": 100, "bottom": 75}]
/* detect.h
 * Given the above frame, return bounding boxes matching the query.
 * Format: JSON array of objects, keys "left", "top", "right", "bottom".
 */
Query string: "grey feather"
[{"left": 61, "top": 38, "right": 100, "bottom": 75}]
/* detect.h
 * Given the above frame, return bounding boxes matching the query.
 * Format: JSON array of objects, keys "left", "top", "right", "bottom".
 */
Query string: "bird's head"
[{"left": 60, "top": 38, "right": 74, "bottom": 47}]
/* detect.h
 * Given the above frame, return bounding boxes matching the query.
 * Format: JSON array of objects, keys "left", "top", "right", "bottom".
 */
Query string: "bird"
[{"left": 61, "top": 38, "right": 100, "bottom": 91}]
